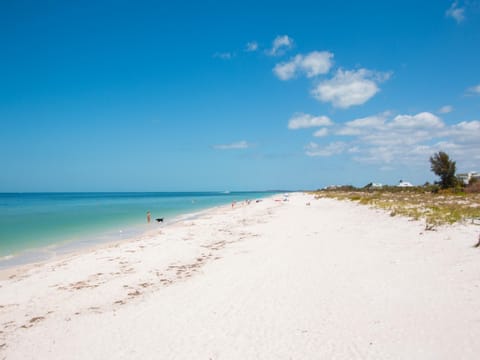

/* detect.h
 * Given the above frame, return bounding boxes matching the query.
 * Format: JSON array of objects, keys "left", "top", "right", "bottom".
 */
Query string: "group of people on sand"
[{"left": 231, "top": 199, "right": 253, "bottom": 208}]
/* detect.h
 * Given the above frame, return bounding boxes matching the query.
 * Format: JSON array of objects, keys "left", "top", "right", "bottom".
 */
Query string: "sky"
[{"left": 0, "top": 0, "right": 479, "bottom": 192}]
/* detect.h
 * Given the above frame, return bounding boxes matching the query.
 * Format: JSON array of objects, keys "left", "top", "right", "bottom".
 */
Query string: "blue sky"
[{"left": 1, "top": 0, "right": 479, "bottom": 191}]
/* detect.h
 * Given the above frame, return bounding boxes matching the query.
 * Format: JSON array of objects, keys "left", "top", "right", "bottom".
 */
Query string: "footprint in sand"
[
  {"left": 128, "top": 290, "right": 141, "bottom": 297},
  {"left": 20, "top": 316, "right": 45, "bottom": 329}
]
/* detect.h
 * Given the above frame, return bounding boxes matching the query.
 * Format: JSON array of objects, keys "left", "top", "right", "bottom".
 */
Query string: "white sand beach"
[{"left": 1, "top": 193, "right": 480, "bottom": 359}]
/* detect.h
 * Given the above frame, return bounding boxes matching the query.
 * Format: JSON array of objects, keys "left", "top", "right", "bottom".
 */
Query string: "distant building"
[
  {"left": 457, "top": 171, "right": 480, "bottom": 185},
  {"left": 325, "top": 185, "right": 340, "bottom": 190},
  {"left": 371, "top": 183, "right": 383, "bottom": 188},
  {"left": 397, "top": 180, "right": 413, "bottom": 187}
]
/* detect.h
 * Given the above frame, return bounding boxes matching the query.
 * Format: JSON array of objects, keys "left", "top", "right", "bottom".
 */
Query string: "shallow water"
[{"left": 0, "top": 191, "right": 276, "bottom": 268}]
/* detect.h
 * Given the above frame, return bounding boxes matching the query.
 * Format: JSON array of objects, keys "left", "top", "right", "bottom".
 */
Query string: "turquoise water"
[{"left": 0, "top": 192, "right": 276, "bottom": 268}]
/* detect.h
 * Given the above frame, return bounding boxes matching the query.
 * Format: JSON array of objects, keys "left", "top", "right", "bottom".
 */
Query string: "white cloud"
[
  {"left": 301, "top": 51, "right": 334, "bottom": 77},
  {"left": 336, "top": 113, "right": 389, "bottom": 136},
  {"left": 213, "top": 141, "right": 251, "bottom": 150},
  {"left": 452, "top": 120, "right": 480, "bottom": 132},
  {"left": 273, "top": 58, "right": 299, "bottom": 80},
  {"left": 467, "top": 84, "right": 480, "bottom": 95},
  {"left": 267, "top": 35, "right": 293, "bottom": 56},
  {"left": 295, "top": 110, "right": 480, "bottom": 169},
  {"left": 311, "top": 68, "right": 391, "bottom": 108},
  {"left": 446, "top": 1, "right": 465, "bottom": 23},
  {"left": 245, "top": 41, "right": 258, "bottom": 52},
  {"left": 361, "top": 129, "right": 431, "bottom": 147},
  {"left": 336, "top": 127, "right": 363, "bottom": 136},
  {"left": 213, "top": 52, "right": 234, "bottom": 60},
  {"left": 313, "top": 128, "right": 329, "bottom": 137},
  {"left": 305, "top": 141, "right": 347, "bottom": 157},
  {"left": 336, "top": 111, "right": 442, "bottom": 139},
  {"left": 335, "top": 111, "right": 479, "bottom": 166},
  {"left": 345, "top": 112, "right": 443, "bottom": 153},
  {"left": 445, "top": 120, "right": 480, "bottom": 144},
  {"left": 273, "top": 51, "right": 334, "bottom": 80},
  {"left": 347, "top": 113, "right": 388, "bottom": 128},
  {"left": 288, "top": 113, "right": 333, "bottom": 129},
  {"left": 390, "top": 112, "right": 444, "bottom": 129},
  {"left": 438, "top": 105, "right": 454, "bottom": 114}
]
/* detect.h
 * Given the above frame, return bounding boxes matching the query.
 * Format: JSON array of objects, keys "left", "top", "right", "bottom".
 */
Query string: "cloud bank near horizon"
[{"left": 300, "top": 111, "right": 480, "bottom": 170}]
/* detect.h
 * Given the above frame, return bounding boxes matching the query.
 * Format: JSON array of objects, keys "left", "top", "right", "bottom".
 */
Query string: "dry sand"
[{"left": 1, "top": 192, "right": 480, "bottom": 359}]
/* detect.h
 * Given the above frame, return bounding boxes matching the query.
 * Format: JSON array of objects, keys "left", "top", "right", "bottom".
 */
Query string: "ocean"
[{"left": 0, "top": 191, "right": 277, "bottom": 269}]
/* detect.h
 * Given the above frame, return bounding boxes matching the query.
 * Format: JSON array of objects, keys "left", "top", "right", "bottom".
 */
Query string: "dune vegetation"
[
  {"left": 313, "top": 152, "right": 480, "bottom": 229},
  {"left": 313, "top": 187, "right": 480, "bottom": 229}
]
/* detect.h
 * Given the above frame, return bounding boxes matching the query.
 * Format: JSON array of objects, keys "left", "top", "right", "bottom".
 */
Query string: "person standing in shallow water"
[{"left": 146, "top": 211, "right": 151, "bottom": 224}]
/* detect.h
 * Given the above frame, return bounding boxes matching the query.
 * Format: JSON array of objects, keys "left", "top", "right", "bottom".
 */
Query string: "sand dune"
[{"left": 1, "top": 193, "right": 479, "bottom": 359}]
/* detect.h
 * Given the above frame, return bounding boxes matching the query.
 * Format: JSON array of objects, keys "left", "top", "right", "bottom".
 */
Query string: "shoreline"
[
  {"left": 0, "top": 198, "right": 255, "bottom": 280},
  {"left": 0, "top": 191, "right": 278, "bottom": 269},
  {"left": 2, "top": 192, "right": 480, "bottom": 359},
  {"left": 0, "top": 193, "right": 274, "bottom": 274}
]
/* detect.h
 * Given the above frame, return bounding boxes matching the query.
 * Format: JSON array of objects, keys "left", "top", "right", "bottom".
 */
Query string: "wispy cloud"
[
  {"left": 313, "top": 128, "right": 329, "bottom": 137},
  {"left": 288, "top": 113, "right": 333, "bottom": 129},
  {"left": 466, "top": 83, "right": 480, "bottom": 95},
  {"left": 213, "top": 140, "right": 252, "bottom": 150},
  {"left": 213, "top": 52, "right": 234, "bottom": 60},
  {"left": 266, "top": 35, "right": 294, "bottom": 56},
  {"left": 273, "top": 51, "right": 334, "bottom": 80},
  {"left": 311, "top": 68, "right": 391, "bottom": 108},
  {"left": 438, "top": 105, "right": 454, "bottom": 114},
  {"left": 245, "top": 41, "right": 258, "bottom": 52},
  {"left": 447, "top": 120, "right": 480, "bottom": 144},
  {"left": 446, "top": 1, "right": 466, "bottom": 23},
  {"left": 305, "top": 141, "right": 348, "bottom": 157}
]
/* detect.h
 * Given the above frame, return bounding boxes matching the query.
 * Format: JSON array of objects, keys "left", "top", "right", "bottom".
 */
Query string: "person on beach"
[{"left": 147, "top": 211, "right": 151, "bottom": 224}]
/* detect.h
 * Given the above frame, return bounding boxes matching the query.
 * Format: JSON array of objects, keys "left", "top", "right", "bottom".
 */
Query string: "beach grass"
[{"left": 312, "top": 188, "right": 480, "bottom": 228}]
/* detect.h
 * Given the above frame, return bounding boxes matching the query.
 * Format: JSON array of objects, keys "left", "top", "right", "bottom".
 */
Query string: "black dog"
[{"left": 155, "top": 218, "right": 164, "bottom": 223}]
